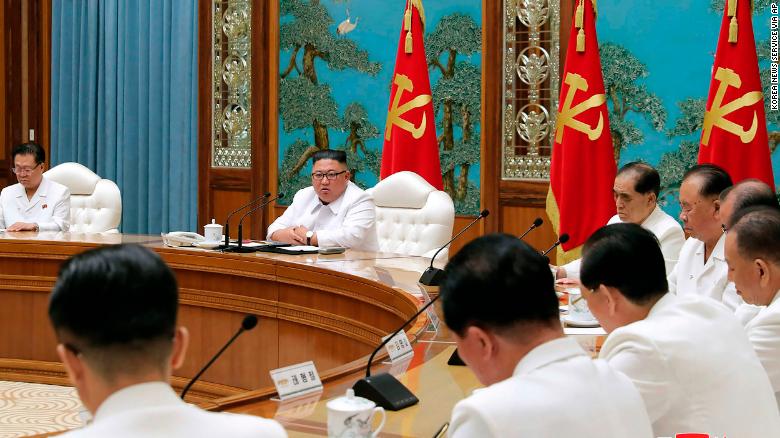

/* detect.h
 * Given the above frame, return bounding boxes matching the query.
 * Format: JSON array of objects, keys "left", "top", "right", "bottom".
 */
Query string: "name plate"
[
  {"left": 270, "top": 360, "right": 323, "bottom": 400},
  {"left": 382, "top": 329, "right": 414, "bottom": 363}
]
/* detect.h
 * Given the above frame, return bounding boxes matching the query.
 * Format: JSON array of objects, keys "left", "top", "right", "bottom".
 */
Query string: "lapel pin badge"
[{"left": 42, "top": 204, "right": 48, "bottom": 209}]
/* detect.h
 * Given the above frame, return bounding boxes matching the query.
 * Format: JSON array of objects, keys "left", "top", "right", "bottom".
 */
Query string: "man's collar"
[
  {"left": 512, "top": 337, "right": 585, "bottom": 377},
  {"left": 94, "top": 381, "right": 181, "bottom": 423}
]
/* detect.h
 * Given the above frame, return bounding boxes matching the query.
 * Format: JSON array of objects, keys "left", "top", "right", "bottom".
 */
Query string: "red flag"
[
  {"left": 380, "top": 0, "right": 443, "bottom": 189},
  {"left": 546, "top": 0, "right": 616, "bottom": 261},
  {"left": 699, "top": 0, "right": 775, "bottom": 187}
]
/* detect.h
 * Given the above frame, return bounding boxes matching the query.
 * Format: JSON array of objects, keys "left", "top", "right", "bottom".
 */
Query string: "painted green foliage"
[
  {"left": 426, "top": 13, "right": 482, "bottom": 215},
  {"left": 278, "top": 0, "right": 381, "bottom": 198}
]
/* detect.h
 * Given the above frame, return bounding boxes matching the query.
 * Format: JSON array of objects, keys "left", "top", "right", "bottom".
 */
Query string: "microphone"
[
  {"left": 518, "top": 217, "right": 543, "bottom": 240},
  {"left": 419, "top": 209, "right": 489, "bottom": 286},
  {"left": 220, "top": 192, "right": 271, "bottom": 250},
  {"left": 542, "top": 233, "right": 569, "bottom": 256},
  {"left": 352, "top": 294, "right": 441, "bottom": 411},
  {"left": 226, "top": 193, "right": 285, "bottom": 253},
  {"left": 180, "top": 314, "right": 259, "bottom": 400}
]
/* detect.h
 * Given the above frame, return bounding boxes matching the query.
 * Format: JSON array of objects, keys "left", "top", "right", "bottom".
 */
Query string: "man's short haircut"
[
  {"left": 580, "top": 223, "right": 668, "bottom": 305},
  {"left": 723, "top": 179, "right": 780, "bottom": 227},
  {"left": 731, "top": 206, "right": 780, "bottom": 265},
  {"left": 440, "top": 233, "right": 559, "bottom": 336},
  {"left": 617, "top": 161, "right": 660, "bottom": 197},
  {"left": 682, "top": 164, "right": 733, "bottom": 198},
  {"left": 311, "top": 149, "right": 347, "bottom": 165},
  {"left": 48, "top": 244, "right": 178, "bottom": 378},
  {"left": 12, "top": 142, "right": 45, "bottom": 164}
]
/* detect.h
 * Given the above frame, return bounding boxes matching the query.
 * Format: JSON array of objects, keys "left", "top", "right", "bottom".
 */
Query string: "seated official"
[
  {"left": 267, "top": 150, "right": 378, "bottom": 251},
  {"left": 668, "top": 164, "right": 740, "bottom": 309},
  {"left": 0, "top": 142, "right": 70, "bottom": 231},
  {"left": 725, "top": 206, "right": 780, "bottom": 410},
  {"left": 558, "top": 162, "right": 684, "bottom": 278},
  {"left": 440, "top": 234, "right": 653, "bottom": 438},
  {"left": 48, "top": 244, "right": 286, "bottom": 437},
  {"left": 580, "top": 223, "right": 780, "bottom": 437}
]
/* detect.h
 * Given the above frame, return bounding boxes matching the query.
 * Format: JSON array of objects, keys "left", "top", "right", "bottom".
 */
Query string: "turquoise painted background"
[{"left": 277, "top": 0, "right": 482, "bottom": 215}]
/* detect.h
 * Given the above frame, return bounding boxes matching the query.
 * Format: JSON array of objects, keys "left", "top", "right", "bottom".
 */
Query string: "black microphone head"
[
  {"left": 263, "top": 191, "right": 271, "bottom": 197},
  {"left": 558, "top": 233, "right": 570, "bottom": 244},
  {"left": 480, "top": 209, "right": 490, "bottom": 217},
  {"left": 242, "top": 315, "right": 259, "bottom": 330},
  {"left": 533, "top": 217, "right": 543, "bottom": 227},
  {"left": 277, "top": 193, "right": 285, "bottom": 199}
]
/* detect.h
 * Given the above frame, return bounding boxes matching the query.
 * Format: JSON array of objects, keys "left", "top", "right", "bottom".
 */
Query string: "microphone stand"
[
  {"left": 225, "top": 194, "right": 284, "bottom": 253},
  {"left": 419, "top": 210, "right": 489, "bottom": 286},
  {"left": 219, "top": 193, "right": 271, "bottom": 250}
]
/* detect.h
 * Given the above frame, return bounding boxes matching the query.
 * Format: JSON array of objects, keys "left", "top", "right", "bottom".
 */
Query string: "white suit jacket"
[
  {"left": 449, "top": 337, "right": 653, "bottom": 438},
  {"left": 0, "top": 177, "right": 70, "bottom": 231},
  {"left": 742, "top": 291, "right": 780, "bottom": 410},
  {"left": 600, "top": 293, "right": 780, "bottom": 437},
  {"left": 267, "top": 181, "right": 379, "bottom": 251},
  {"left": 563, "top": 205, "right": 685, "bottom": 278},
  {"left": 60, "top": 382, "right": 286, "bottom": 438},
  {"left": 668, "top": 233, "right": 743, "bottom": 310}
]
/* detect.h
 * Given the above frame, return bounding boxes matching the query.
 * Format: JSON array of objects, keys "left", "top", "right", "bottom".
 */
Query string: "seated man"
[
  {"left": 267, "top": 150, "right": 378, "bottom": 251},
  {"left": 725, "top": 206, "right": 780, "bottom": 409},
  {"left": 668, "top": 164, "right": 739, "bottom": 309},
  {"left": 441, "top": 234, "right": 653, "bottom": 438},
  {"left": 558, "top": 162, "right": 684, "bottom": 278},
  {"left": 580, "top": 223, "right": 780, "bottom": 437},
  {"left": 0, "top": 142, "right": 70, "bottom": 231},
  {"left": 48, "top": 244, "right": 286, "bottom": 437}
]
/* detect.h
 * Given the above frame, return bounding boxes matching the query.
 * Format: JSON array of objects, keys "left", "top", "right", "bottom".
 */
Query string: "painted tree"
[
  {"left": 426, "top": 13, "right": 482, "bottom": 212},
  {"left": 279, "top": 0, "right": 381, "bottom": 180},
  {"left": 339, "top": 102, "right": 381, "bottom": 188},
  {"left": 600, "top": 42, "right": 666, "bottom": 162}
]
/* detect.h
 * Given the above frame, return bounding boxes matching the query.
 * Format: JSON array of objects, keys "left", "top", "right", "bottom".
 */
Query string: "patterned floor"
[{"left": 0, "top": 381, "right": 84, "bottom": 437}]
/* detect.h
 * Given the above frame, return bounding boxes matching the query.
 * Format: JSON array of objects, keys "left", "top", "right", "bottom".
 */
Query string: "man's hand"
[
  {"left": 271, "top": 226, "right": 307, "bottom": 245},
  {"left": 7, "top": 222, "right": 38, "bottom": 232},
  {"left": 293, "top": 226, "right": 316, "bottom": 245}
]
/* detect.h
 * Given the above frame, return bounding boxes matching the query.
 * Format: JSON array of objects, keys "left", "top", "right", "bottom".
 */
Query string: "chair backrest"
[
  {"left": 366, "top": 171, "right": 455, "bottom": 260},
  {"left": 44, "top": 163, "right": 122, "bottom": 233}
]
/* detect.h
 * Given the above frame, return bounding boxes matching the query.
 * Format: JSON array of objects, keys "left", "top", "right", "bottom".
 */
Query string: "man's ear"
[
  {"left": 57, "top": 343, "right": 86, "bottom": 389},
  {"left": 598, "top": 284, "right": 619, "bottom": 316},
  {"left": 170, "top": 327, "right": 190, "bottom": 371},
  {"left": 463, "top": 325, "right": 496, "bottom": 361},
  {"left": 755, "top": 258, "right": 771, "bottom": 288}
]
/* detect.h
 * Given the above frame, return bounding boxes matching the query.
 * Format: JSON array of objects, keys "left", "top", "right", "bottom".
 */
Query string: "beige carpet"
[{"left": 0, "top": 381, "right": 83, "bottom": 437}]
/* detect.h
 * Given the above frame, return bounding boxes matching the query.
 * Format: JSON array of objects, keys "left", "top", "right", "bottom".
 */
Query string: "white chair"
[
  {"left": 44, "top": 162, "right": 122, "bottom": 233},
  {"left": 366, "top": 171, "right": 455, "bottom": 260}
]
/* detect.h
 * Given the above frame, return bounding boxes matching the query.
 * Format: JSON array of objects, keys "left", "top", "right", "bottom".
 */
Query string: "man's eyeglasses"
[
  {"left": 312, "top": 170, "right": 346, "bottom": 181},
  {"left": 11, "top": 164, "right": 41, "bottom": 175}
]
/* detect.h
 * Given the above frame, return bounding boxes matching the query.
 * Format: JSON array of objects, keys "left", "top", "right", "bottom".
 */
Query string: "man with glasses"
[
  {"left": 667, "top": 164, "right": 738, "bottom": 308},
  {"left": 267, "top": 150, "right": 378, "bottom": 250},
  {"left": 0, "top": 142, "right": 70, "bottom": 231}
]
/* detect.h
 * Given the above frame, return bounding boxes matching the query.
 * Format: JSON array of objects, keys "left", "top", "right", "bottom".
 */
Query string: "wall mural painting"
[
  {"left": 277, "top": 0, "right": 483, "bottom": 215},
  {"left": 597, "top": 0, "right": 780, "bottom": 215}
]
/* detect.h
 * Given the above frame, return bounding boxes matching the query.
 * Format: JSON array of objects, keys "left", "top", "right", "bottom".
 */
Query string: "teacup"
[
  {"left": 326, "top": 388, "right": 386, "bottom": 438},
  {"left": 203, "top": 220, "right": 223, "bottom": 242},
  {"left": 567, "top": 287, "right": 596, "bottom": 322}
]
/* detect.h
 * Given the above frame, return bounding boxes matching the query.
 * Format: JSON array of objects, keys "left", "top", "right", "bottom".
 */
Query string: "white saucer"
[
  {"left": 562, "top": 315, "right": 600, "bottom": 328},
  {"left": 195, "top": 241, "right": 222, "bottom": 249}
]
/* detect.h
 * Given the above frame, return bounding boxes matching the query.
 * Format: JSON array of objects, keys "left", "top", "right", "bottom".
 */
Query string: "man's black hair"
[
  {"left": 723, "top": 180, "right": 780, "bottom": 227},
  {"left": 12, "top": 142, "right": 45, "bottom": 164},
  {"left": 682, "top": 164, "right": 733, "bottom": 198},
  {"left": 618, "top": 161, "right": 660, "bottom": 197},
  {"left": 311, "top": 149, "right": 347, "bottom": 165},
  {"left": 731, "top": 206, "right": 780, "bottom": 265},
  {"left": 580, "top": 223, "right": 668, "bottom": 305},
  {"left": 440, "top": 233, "right": 559, "bottom": 336}
]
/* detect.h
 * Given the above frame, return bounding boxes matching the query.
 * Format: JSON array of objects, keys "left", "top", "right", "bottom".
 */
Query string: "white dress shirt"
[
  {"left": 267, "top": 181, "right": 379, "bottom": 251},
  {"left": 668, "top": 233, "right": 743, "bottom": 310},
  {"left": 741, "top": 291, "right": 780, "bottom": 410},
  {"left": 449, "top": 337, "right": 653, "bottom": 438},
  {"left": 563, "top": 205, "right": 685, "bottom": 278},
  {"left": 60, "top": 382, "right": 286, "bottom": 438},
  {"left": 0, "top": 177, "right": 70, "bottom": 231},
  {"left": 600, "top": 293, "right": 780, "bottom": 437}
]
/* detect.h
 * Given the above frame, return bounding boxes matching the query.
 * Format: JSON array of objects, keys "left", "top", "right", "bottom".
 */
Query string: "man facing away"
[
  {"left": 725, "top": 206, "right": 780, "bottom": 410},
  {"left": 440, "top": 234, "right": 652, "bottom": 438},
  {"left": 580, "top": 223, "right": 780, "bottom": 437},
  {"left": 48, "top": 244, "right": 286, "bottom": 437},
  {"left": 0, "top": 142, "right": 70, "bottom": 231},
  {"left": 557, "top": 161, "right": 684, "bottom": 279},
  {"left": 267, "top": 150, "right": 379, "bottom": 251}
]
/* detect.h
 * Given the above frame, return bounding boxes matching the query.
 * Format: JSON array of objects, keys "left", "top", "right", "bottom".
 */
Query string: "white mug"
[
  {"left": 326, "top": 389, "right": 386, "bottom": 438},
  {"left": 568, "top": 287, "right": 596, "bottom": 322},
  {"left": 203, "top": 219, "right": 223, "bottom": 242}
]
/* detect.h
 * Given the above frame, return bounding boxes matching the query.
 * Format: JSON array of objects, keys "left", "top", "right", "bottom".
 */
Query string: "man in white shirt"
[
  {"left": 0, "top": 142, "right": 70, "bottom": 231},
  {"left": 440, "top": 234, "right": 653, "bottom": 438},
  {"left": 558, "top": 162, "right": 684, "bottom": 278},
  {"left": 267, "top": 150, "right": 378, "bottom": 250},
  {"left": 48, "top": 244, "right": 286, "bottom": 437},
  {"left": 579, "top": 223, "right": 780, "bottom": 437},
  {"left": 725, "top": 206, "right": 780, "bottom": 409},
  {"left": 667, "top": 164, "right": 740, "bottom": 309}
]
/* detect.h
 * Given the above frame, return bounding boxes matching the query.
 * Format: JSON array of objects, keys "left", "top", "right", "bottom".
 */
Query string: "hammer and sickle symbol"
[
  {"left": 702, "top": 67, "right": 764, "bottom": 145},
  {"left": 384, "top": 74, "right": 433, "bottom": 141},
  {"left": 554, "top": 72, "right": 607, "bottom": 143}
]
